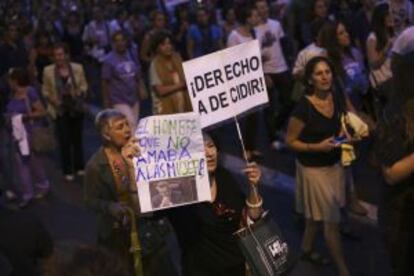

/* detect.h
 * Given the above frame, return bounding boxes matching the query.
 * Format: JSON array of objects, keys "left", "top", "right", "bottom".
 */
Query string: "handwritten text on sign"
[
  {"left": 183, "top": 40, "right": 269, "bottom": 128},
  {"left": 134, "top": 113, "right": 210, "bottom": 212}
]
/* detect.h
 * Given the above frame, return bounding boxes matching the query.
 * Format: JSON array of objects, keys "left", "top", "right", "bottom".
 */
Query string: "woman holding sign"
[
  {"left": 84, "top": 109, "right": 176, "bottom": 276},
  {"left": 286, "top": 56, "right": 350, "bottom": 276},
  {"left": 166, "top": 133, "right": 262, "bottom": 276},
  {"left": 149, "top": 30, "right": 192, "bottom": 115}
]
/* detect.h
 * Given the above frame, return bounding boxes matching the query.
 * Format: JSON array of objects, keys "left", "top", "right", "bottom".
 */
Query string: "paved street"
[{"left": 9, "top": 104, "right": 393, "bottom": 276}]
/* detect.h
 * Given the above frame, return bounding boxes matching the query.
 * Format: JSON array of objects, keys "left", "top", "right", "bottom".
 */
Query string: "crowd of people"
[{"left": 0, "top": 0, "right": 413, "bottom": 275}]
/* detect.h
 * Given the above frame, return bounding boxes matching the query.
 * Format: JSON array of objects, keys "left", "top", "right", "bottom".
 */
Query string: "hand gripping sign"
[
  {"left": 133, "top": 112, "right": 210, "bottom": 213},
  {"left": 183, "top": 40, "right": 269, "bottom": 128}
]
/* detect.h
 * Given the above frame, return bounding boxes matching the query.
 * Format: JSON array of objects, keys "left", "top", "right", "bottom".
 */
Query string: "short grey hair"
[{"left": 94, "top": 109, "right": 126, "bottom": 135}]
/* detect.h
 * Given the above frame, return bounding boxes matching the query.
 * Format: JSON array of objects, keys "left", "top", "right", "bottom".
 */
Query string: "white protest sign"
[
  {"left": 183, "top": 40, "right": 269, "bottom": 128},
  {"left": 133, "top": 112, "right": 210, "bottom": 213}
]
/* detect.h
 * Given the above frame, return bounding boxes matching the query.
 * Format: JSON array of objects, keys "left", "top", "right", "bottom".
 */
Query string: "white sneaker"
[
  {"left": 64, "top": 174, "right": 75, "bottom": 182},
  {"left": 77, "top": 170, "right": 85, "bottom": 176}
]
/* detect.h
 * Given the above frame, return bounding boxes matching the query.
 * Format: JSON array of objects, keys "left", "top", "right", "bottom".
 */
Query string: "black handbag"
[{"left": 235, "top": 211, "right": 293, "bottom": 276}]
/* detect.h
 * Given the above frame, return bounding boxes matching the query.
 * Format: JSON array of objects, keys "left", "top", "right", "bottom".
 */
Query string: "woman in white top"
[
  {"left": 366, "top": 3, "right": 394, "bottom": 97},
  {"left": 226, "top": 5, "right": 260, "bottom": 47}
]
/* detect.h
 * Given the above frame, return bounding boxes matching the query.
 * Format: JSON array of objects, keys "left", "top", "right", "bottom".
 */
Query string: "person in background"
[
  {"left": 140, "top": 10, "right": 168, "bottom": 67},
  {"left": 6, "top": 68, "right": 50, "bottom": 208},
  {"left": 42, "top": 43, "right": 88, "bottom": 182},
  {"left": 351, "top": 0, "right": 375, "bottom": 56},
  {"left": 82, "top": 6, "right": 111, "bottom": 64},
  {"left": 319, "top": 20, "right": 369, "bottom": 112},
  {"left": 28, "top": 31, "right": 54, "bottom": 84},
  {"left": 173, "top": 4, "right": 191, "bottom": 61},
  {"left": 286, "top": 56, "right": 350, "bottom": 276},
  {"left": 375, "top": 43, "right": 414, "bottom": 276},
  {"left": 221, "top": 6, "right": 238, "bottom": 41},
  {"left": 0, "top": 22, "right": 29, "bottom": 79},
  {"left": 254, "top": 0, "right": 294, "bottom": 150},
  {"left": 84, "top": 109, "right": 176, "bottom": 276},
  {"left": 149, "top": 30, "right": 192, "bottom": 115},
  {"left": 301, "top": 0, "right": 329, "bottom": 47},
  {"left": 62, "top": 11, "right": 85, "bottom": 63},
  {"left": 319, "top": 20, "right": 370, "bottom": 217},
  {"left": 388, "top": 0, "right": 414, "bottom": 35},
  {"left": 108, "top": 8, "right": 133, "bottom": 39},
  {"left": 366, "top": 3, "right": 394, "bottom": 104},
  {"left": 102, "top": 31, "right": 146, "bottom": 130},
  {"left": 227, "top": 4, "right": 261, "bottom": 159},
  {"left": 187, "top": 6, "right": 223, "bottom": 59}
]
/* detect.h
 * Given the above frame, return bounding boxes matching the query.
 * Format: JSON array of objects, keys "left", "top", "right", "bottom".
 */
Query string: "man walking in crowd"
[
  {"left": 254, "top": 0, "right": 294, "bottom": 150},
  {"left": 102, "top": 31, "right": 146, "bottom": 131}
]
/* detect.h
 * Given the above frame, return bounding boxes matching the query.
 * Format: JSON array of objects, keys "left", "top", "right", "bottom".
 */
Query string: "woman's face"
[
  {"left": 157, "top": 37, "right": 173, "bottom": 56},
  {"left": 311, "top": 61, "right": 333, "bottom": 92},
  {"left": 314, "top": 0, "right": 328, "bottom": 18},
  {"left": 106, "top": 117, "right": 132, "bottom": 148},
  {"left": 247, "top": 9, "right": 260, "bottom": 28},
  {"left": 336, "top": 23, "right": 350, "bottom": 47},
  {"left": 204, "top": 136, "right": 218, "bottom": 173}
]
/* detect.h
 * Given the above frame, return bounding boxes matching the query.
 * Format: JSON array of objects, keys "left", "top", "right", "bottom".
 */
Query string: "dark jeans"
[
  {"left": 265, "top": 71, "right": 294, "bottom": 141},
  {"left": 55, "top": 113, "right": 84, "bottom": 175}
]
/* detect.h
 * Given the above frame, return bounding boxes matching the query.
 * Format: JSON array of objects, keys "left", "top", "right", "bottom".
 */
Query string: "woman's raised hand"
[{"left": 243, "top": 162, "right": 262, "bottom": 186}]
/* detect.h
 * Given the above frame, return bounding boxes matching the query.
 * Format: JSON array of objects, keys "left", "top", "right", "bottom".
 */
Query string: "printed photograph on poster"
[
  {"left": 133, "top": 112, "right": 210, "bottom": 213},
  {"left": 182, "top": 40, "right": 269, "bottom": 128},
  {"left": 150, "top": 176, "right": 198, "bottom": 210}
]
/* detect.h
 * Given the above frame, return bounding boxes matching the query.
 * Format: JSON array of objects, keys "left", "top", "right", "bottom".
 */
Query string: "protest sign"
[
  {"left": 133, "top": 112, "right": 210, "bottom": 213},
  {"left": 183, "top": 40, "right": 269, "bottom": 128}
]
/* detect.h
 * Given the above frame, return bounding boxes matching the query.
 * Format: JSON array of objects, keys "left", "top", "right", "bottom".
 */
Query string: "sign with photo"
[
  {"left": 133, "top": 112, "right": 210, "bottom": 213},
  {"left": 183, "top": 40, "right": 269, "bottom": 128}
]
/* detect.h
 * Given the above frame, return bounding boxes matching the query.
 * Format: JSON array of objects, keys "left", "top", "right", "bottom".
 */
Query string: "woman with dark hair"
[
  {"left": 29, "top": 31, "right": 54, "bottom": 84},
  {"left": 375, "top": 47, "right": 414, "bottom": 276},
  {"left": 149, "top": 30, "right": 192, "bottom": 115},
  {"left": 366, "top": 3, "right": 394, "bottom": 100},
  {"left": 140, "top": 10, "right": 168, "bottom": 66},
  {"left": 286, "top": 56, "right": 349, "bottom": 276},
  {"left": 301, "top": 0, "right": 329, "bottom": 46},
  {"left": 319, "top": 20, "right": 369, "bottom": 111},
  {"left": 7, "top": 68, "right": 50, "bottom": 207},
  {"left": 172, "top": 4, "right": 191, "bottom": 61},
  {"left": 167, "top": 133, "right": 262, "bottom": 276}
]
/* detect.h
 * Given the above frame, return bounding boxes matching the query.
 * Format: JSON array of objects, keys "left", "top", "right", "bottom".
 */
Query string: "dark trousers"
[
  {"left": 265, "top": 71, "right": 294, "bottom": 141},
  {"left": 55, "top": 113, "right": 84, "bottom": 175}
]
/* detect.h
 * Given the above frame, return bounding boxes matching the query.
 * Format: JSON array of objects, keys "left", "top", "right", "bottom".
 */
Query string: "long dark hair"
[
  {"left": 371, "top": 3, "right": 393, "bottom": 52},
  {"left": 318, "top": 20, "right": 353, "bottom": 78}
]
